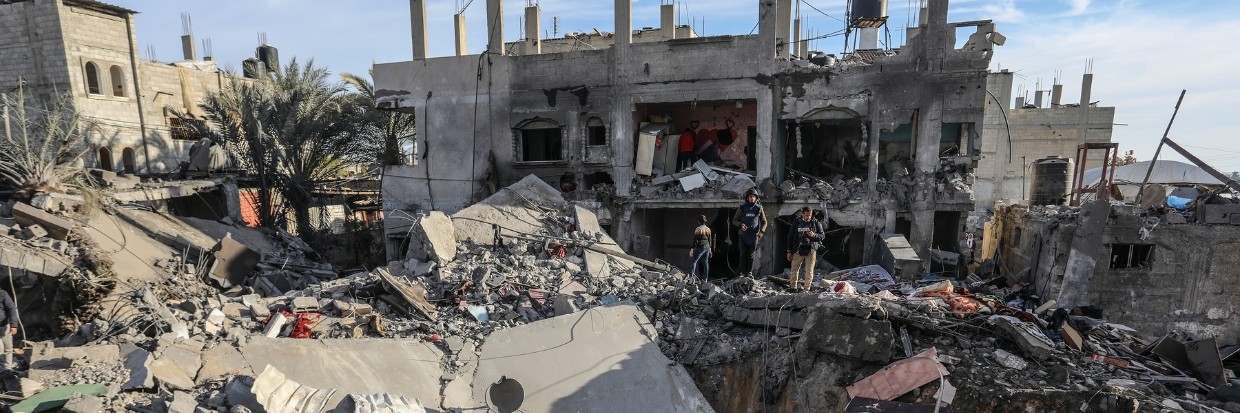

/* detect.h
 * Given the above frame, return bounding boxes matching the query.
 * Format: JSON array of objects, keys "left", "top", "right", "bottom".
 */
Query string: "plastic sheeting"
[{"left": 1081, "top": 160, "right": 1223, "bottom": 187}]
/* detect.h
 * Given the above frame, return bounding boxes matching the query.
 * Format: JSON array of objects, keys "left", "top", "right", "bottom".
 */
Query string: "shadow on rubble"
[{"left": 542, "top": 342, "right": 696, "bottom": 413}]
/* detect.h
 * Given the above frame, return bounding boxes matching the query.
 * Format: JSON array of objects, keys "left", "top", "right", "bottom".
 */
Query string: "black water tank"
[
  {"left": 257, "top": 45, "right": 279, "bottom": 72},
  {"left": 1030, "top": 156, "right": 1072, "bottom": 206},
  {"left": 242, "top": 58, "right": 262, "bottom": 78},
  {"left": 850, "top": 0, "right": 889, "bottom": 28}
]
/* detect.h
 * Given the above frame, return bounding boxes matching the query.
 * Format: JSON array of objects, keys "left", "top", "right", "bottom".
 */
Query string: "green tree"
[
  {"left": 0, "top": 85, "right": 96, "bottom": 198},
  {"left": 193, "top": 59, "right": 354, "bottom": 236},
  {"left": 339, "top": 71, "right": 416, "bottom": 166}
]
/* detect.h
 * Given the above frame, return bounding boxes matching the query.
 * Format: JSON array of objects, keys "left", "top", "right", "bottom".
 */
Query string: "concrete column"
[
  {"left": 758, "top": 0, "right": 778, "bottom": 60},
  {"left": 486, "top": 0, "right": 504, "bottom": 55},
  {"left": 1079, "top": 73, "right": 1093, "bottom": 107},
  {"left": 222, "top": 178, "right": 242, "bottom": 223},
  {"left": 525, "top": 5, "right": 541, "bottom": 55},
  {"left": 792, "top": 17, "right": 801, "bottom": 57},
  {"left": 911, "top": 98, "right": 943, "bottom": 270},
  {"left": 410, "top": 0, "right": 428, "bottom": 59},
  {"left": 1051, "top": 84, "right": 1063, "bottom": 106},
  {"left": 454, "top": 14, "right": 468, "bottom": 56},
  {"left": 615, "top": 0, "right": 632, "bottom": 46},
  {"left": 776, "top": 0, "right": 792, "bottom": 59},
  {"left": 1056, "top": 200, "right": 1109, "bottom": 308},
  {"left": 1034, "top": 90, "right": 1044, "bottom": 108},
  {"left": 863, "top": 124, "right": 882, "bottom": 263},
  {"left": 181, "top": 35, "right": 196, "bottom": 60},
  {"left": 660, "top": 4, "right": 676, "bottom": 40}
]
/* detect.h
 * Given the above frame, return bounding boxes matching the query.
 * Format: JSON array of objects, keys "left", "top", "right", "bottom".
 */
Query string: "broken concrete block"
[
  {"left": 149, "top": 356, "right": 196, "bottom": 391},
  {"left": 407, "top": 211, "right": 457, "bottom": 265},
  {"left": 197, "top": 344, "right": 254, "bottom": 385},
  {"left": 722, "top": 306, "right": 809, "bottom": 330},
  {"left": 18, "top": 378, "right": 44, "bottom": 398},
  {"left": 120, "top": 343, "right": 155, "bottom": 390},
  {"left": 552, "top": 295, "right": 580, "bottom": 317},
  {"left": 61, "top": 392, "right": 104, "bottom": 413},
  {"left": 678, "top": 173, "right": 707, "bottom": 191},
  {"left": 988, "top": 315, "right": 1055, "bottom": 360},
  {"left": 9, "top": 384, "right": 107, "bottom": 413},
  {"left": 20, "top": 224, "right": 47, "bottom": 240},
  {"left": 11, "top": 202, "right": 73, "bottom": 240},
  {"left": 168, "top": 391, "right": 197, "bottom": 413},
  {"left": 291, "top": 296, "right": 320, "bottom": 313},
  {"left": 263, "top": 313, "right": 290, "bottom": 338},
  {"left": 721, "top": 174, "right": 757, "bottom": 197},
  {"left": 87, "top": 168, "right": 118, "bottom": 186},
  {"left": 209, "top": 234, "right": 260, "bottom": 288},
  {"left": 800, "top": 308, "right": 894, "bottom": 363}
]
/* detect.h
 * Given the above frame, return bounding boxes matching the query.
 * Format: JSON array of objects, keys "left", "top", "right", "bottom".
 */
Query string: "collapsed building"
[{"left": 376, "top": 0, "right": 1004, "bottom": 279}]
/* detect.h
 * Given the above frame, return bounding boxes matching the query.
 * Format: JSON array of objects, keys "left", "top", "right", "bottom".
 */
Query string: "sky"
[{"left": 114, "top": 0, "right": 1240, "bottom": 171}]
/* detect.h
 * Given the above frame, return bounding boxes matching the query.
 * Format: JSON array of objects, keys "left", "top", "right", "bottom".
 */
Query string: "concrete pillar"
[
  {"left": 410, "top": 0, "right": 428, "bottom": 59},
  {"left": 525, "top": 5, "right": 541, "bottom": 55},
  {"left": 1051, "top": 84, "right": 1063, "bottom": 106},
  {"left": 859, "top": 27, "right": 879, "bottom": 50},
  {"left": 1034, "top": 90, "right": 1044, "bottom": 108},
  {"left": 181, "top": 34, "right": 196, "bottom": 60},
  {"left": 660, "top": 4, "right": 676, "bottom": 40},
  {"left": 792, "top": 17, "right": 801, "bottom": 57},
  {"left": 222, "top": 178, "right": 242, "bottom": 223},
  {"left": 758, "top": 0, "right": 778, "bottom": 60},
  {"left": 454, "top": 14, "right": 468, "bottom": 56},
  {"left": 776, "top": 0, "right": 792, "bottom": 59},
  {"left": 863, "top": 124, "right": 882, "bottom": 263},
  {"left": 1079, "top": 73, "right": 1093, "bottom": 107},
  {"left": 1056, "top": 200, "right": 1109, "bottom": 308},
  {"left": 487, "top": 0, "right": 504, "bottom": 55},
  {"left": 615, "top": 0, "right": 632, "bottom": 46},
  {"left": 911, "top": 98, "right": 943, "bottom": 270}
]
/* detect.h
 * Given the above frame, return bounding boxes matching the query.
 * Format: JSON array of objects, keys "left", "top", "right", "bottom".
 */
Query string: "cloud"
[
  {"left": 956, "top": 0, "right": 1025, "bottom": 23},
  {"left": 1063, "top": 0, "right": 1091, "bottom": 14}
]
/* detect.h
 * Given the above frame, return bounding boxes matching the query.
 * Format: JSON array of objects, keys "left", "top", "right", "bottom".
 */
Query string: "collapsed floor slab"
[{"left": 471, "top": 304, "right": 714, "bottom": 412}]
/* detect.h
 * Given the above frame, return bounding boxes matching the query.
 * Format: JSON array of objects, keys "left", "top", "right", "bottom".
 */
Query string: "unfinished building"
[
  {"left": 376, "top": 0, "right": 1005, "bottom": 278},
  {"left": 0, "top": 0, "right": 237, "bottom": 173}
]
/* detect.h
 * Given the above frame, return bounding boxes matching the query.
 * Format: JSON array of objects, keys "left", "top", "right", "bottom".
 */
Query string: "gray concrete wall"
[{"left": 0, "top": 0, "right": 71, "bottom": 108}]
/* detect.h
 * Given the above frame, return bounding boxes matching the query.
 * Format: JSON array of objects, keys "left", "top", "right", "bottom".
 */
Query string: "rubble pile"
[{"left": 3, "top": 176, "right": 1239, "bottom": 413}]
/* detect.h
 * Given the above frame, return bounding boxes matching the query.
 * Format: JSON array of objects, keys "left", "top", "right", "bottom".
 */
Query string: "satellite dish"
[{"left": 489, "top": 376, "right": 524, "bottom": 413}]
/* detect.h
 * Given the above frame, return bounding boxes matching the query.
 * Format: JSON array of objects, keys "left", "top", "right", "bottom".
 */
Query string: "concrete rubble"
[{"left": 0, "top": 176, "right": 1238, "bottom": 413}]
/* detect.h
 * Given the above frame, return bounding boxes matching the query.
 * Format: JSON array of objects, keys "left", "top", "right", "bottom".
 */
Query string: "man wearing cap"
[
  {"left": 732, "top": 188, "right": 767, "bottom": 277},
  {"left": 786, "top": 207, "right": 825, "bottom": 291}
]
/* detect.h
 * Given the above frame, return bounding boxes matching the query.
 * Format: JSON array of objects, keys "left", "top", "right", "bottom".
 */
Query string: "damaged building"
[{"left": 376, "top": 0, "right": 1004, "bottom": 278}]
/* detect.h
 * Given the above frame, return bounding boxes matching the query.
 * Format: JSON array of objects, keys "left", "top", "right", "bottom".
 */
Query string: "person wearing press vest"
[
  {"left": 732, "top": 188, "right": 767, "bottom": 277},
  {"left": 688, "top": 215, "right": 714, "bottom": 282},
  {"left": 786, "top": 207, "right": 825, "bottom": 291}
]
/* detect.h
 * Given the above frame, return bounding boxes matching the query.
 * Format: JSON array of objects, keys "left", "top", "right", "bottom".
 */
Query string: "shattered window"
[
  {"left": 1109, "top": 244, "right": 1154, "bottom": 269},
  {"left": 586, "top": 117, "right": 607, "bottom": 146},
  {"left": 517, "top": 120, "right": 564, "bottom": 163}
]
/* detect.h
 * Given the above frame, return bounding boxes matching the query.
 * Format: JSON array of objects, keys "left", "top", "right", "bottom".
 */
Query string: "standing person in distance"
[
  {"left": 689, "top": 215, "right": 714, "bottom": 282},
  {"left": 785, "top": 207, "right": 824, "bottom": 291}
]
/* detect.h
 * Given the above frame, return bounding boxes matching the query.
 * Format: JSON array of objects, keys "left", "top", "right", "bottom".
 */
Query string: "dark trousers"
[
  {"left": 690, "top": 245, "right": 710, "bottom": 281},
  {"left": 739, "top": 241, "right": 756, "bottom": 276},
  {"left": 677, "top": 152, "right": 696, "bottom": 171}
]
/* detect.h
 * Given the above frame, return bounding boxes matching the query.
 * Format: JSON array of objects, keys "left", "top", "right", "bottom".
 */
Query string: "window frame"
[
  {"left": 514, "top": 118, "right": 567, "bottom": 165},
  {"left": 84, "top": 61, "right": 102, "bottom": 95},
  {"left": 108, "top": 65, "right": 127, "bottom": 98},
  {"left": 585, "top": 117, "right": 607, "bottom": 146}
]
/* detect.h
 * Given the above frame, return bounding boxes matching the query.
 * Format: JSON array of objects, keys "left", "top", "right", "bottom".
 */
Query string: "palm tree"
[
  {"left": 0, "top": 85, "right": 95, "bottom": 198},
  {"left": 194, "top": 59, "right": 354, "bottom": 236},
  {"left": 340, "top": 71, "right": 416, "bottom": 166}
]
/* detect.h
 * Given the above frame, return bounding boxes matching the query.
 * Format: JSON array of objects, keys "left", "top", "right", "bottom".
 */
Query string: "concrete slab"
[
  {"left": 11, "top": 202, "right": 73, "bottom": 240},
  {"left": 472, "top": 305, "right": 714, "bottom": 412},
  {"left": 27, "top": 343, "right": 120, "bottom": 384},
  {"left": 407, "top": 211, "right": 457, "bottom": 265},
  {"left": 120, "top": 343, "right": 154, "bottom": 390},
  {"left": 197, "top": 343, "right": 254, "bottom": 385},
  {"left": 239, "top": 337, "right": 444, "bottom": 410},
  {"left": 251, "top": 365, "right": 337, "bottom": 413},
  {"left": 209, "top": 234, "right": 261, "bottom": 288},
  {"left": 452, "top": 175, "right": 565, "bottom": 246}
]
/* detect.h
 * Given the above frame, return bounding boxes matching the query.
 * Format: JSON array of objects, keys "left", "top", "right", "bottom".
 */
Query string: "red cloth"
[{"left": 678, "top": 131, "right": 695, "bottom": 153}]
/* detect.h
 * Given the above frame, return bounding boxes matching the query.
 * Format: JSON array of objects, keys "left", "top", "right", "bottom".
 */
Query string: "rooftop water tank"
[
  {"left": 850, "top": 0, "right": 889, "bottom": 28},
  {"left": 1030, "top": 156, "right": 1073, "bottom": 206},
  {"left": 257, "top": 44, "right": 279, "bottom": 72}
]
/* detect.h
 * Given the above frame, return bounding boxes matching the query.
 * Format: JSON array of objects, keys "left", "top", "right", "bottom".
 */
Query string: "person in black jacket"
[
  {"left": 0, "top": 289, "right": 17, "bottom": 368},
  {"left": 732, "top": 188, "right": 767, "bottom": 277},
  {"left": 785, "top": 207, "right": 824, "bottom": 291}
]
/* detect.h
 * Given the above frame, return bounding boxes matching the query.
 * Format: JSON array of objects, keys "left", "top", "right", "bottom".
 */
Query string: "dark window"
[
  {"left": 169, "top": 117, "right": 204, "bottom": 141},
  {"left": 98, "top": 147, "right": 113, "bottom": 170},
  {"left": 109, "top": 65, "right": 126, "bottom": 97},
  {"left": 1012, "top": 227, "right": 1022, "bottom": 247},
  {"left": 121, "top": 148, "right": 136, "bottom": 174},
  {"left": 1109, "top": 244, "right": 1154, "bottom": 269},
  {"left": 517, "top": 119, "right": 563, "bottom": 162},
  {"left": 84, "top": 62, "right": 102, "bottom": 95},
  {"left": 586, "top": 117, "right": 607, "bottom": 146}
]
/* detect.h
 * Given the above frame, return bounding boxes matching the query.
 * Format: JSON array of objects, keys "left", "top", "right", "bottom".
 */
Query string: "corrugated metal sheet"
[{"left": 252, "top": 365, "right": 337, "bottom": 413}]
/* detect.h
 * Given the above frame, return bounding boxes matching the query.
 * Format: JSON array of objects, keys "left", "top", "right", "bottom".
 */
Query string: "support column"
[
  {"left": 757, "top": 0, "right": 778, "bottom": 61},
  {"left": 775, "top": 0, "right": 792, "bottom": 59},
  {"left": 660, "top": 4, "right": 676, "bottom": 40},
  {"left": 486, "top": 0, "right": 504, "bottom": 55},
  {"left": 911, "top": 99, "right": 943, "bottom": 271},
  {"left": 454, "top": 14, "right": 468, "bottom": 56},
  {"left": 792, "top": 17, "right": 801, "bottom": 57},
  {"left": 610, "top": 0, "right": 634, "bottom": 197},
  {"left": 863, "top": 124, "right": 882, "bottom": 263},
  {"left": 524, "top": 5, "right": 541, "bottom": 55},
  {"left": 1055, "top": 200, "right": 1109, "bottom": 308},
  {"left": 410, "top": 0, "right": 428, "bottom": 59}
]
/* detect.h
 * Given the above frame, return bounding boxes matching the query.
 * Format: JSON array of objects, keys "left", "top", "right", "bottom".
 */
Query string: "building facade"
[
  {"left": 0, "top": 0, "right": 229, "bottom": 174},
  {"left": 376, "top": 0, "right": 1004, "bottom": 276}
]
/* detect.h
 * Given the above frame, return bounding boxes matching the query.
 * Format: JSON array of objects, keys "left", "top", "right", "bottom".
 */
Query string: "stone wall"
[{"left": 0, "top": 0, "right": 70, "bottom": 108}]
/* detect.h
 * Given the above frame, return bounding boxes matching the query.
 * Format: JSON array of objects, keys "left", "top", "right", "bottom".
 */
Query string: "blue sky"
[{"left": 115, "top": 0, "right": 1240, "bottom": 171}]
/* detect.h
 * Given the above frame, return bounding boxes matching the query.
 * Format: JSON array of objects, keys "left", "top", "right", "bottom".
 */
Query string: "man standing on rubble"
[
  {"left": 688, "top": 215, "right": 714, "bottom": 282},
  {"left": 733, "top": 188, "right": 767, "bottom": 277},
  {"left": 0, "top": 289, "right": 17, "bottom": 369},
  {"left": 786, "top": 207, "right": 824, "bottom": 291}
]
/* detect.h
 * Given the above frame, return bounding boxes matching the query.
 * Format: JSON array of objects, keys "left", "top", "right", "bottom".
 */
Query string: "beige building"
[
  {"left": 0, "top": 0, "right": 232, "bottom": 174},
  {"left": 973, "top": 70, "right": 1116, "bottom": 211}
]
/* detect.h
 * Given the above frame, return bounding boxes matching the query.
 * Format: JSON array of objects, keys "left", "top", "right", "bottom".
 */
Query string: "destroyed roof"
[{"left": 1083, "top": 159, "right": 1225, "bottom": 187}]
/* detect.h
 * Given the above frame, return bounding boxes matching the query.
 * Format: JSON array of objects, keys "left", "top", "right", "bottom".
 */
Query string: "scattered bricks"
[
  {"left": 291, "top": 297, "right": 320, "bottom": 313},
  {"left": 11, "top": 202, "right": 73, "bottom": 240},
  {"left": 250, "top": 303, "right": 272, "bottom": 320},
  {"left": 21, "top": 224, "right": 48, "bottom": 240},
  {"left": 263, "top": 313, "right": 290, "bottom": 338}
]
